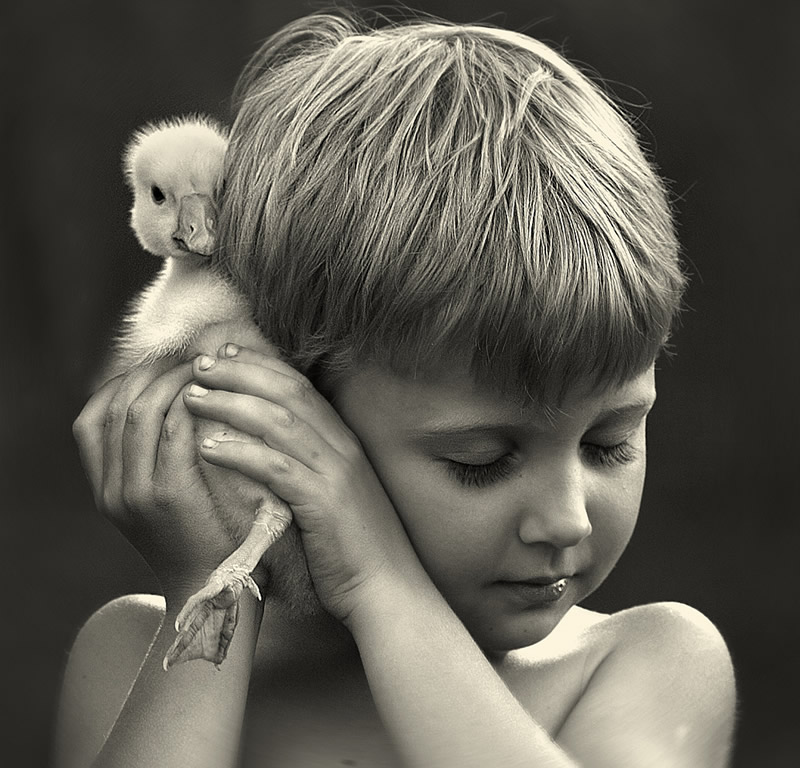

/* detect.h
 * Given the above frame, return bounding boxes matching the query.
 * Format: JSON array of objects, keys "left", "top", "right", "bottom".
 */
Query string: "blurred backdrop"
[{"left": 2, "top": 1, "right": 797, "bottom": 766}]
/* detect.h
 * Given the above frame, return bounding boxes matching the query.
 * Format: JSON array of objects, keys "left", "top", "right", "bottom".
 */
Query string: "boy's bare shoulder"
[
  {"left": 581, "top": 600, "right": 735, "bottom": 693},
  {"left": 556, "top": 602, "right": 737, "bottom": 766},
  {"left": 63, "top": 592, "right": 165, "bottom": 679},
  {"left": 572, "top": 600, "right": 729, "bottom": 651},
  {"left": 54, "top": 594, "right": 165, "bottom": 768}
]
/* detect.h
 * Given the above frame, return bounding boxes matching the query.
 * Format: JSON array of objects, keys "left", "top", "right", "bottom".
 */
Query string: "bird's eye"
[{"left": 151, "top": 185, "right": 166, "bottom": 204}]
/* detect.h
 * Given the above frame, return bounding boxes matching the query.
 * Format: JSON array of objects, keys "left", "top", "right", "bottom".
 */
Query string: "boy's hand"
[
  {"left": 73, "top": 361, "right": 244, "bottom": 603},
  {"left": 184, "top": 345, "right": 418, "bottom": 625}
]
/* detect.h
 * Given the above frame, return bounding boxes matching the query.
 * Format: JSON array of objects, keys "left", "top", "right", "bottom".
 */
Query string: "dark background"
[{"left": 2, "top": 1, "right": 797, "bottom": 766}]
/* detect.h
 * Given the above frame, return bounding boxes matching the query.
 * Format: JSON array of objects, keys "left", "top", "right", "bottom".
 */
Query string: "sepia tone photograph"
[{"left": 3, "top": 1, "right": 796, "bottom": 766}]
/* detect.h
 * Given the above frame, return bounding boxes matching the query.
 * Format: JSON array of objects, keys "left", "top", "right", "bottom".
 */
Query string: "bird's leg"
[{"left": 163, "top": 502, "right": 293, "bottom": 670}]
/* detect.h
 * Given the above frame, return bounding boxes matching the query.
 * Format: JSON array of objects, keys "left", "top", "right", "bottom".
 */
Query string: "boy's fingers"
[
  {"left": 101, "top": 363, "right": 173, "bottom": 508},
  {"left": 198, "top": 437, "right": 317, "bottom": 509},
  {"left": 215, "top": 343, "right": 296, "bottom": 377},
  {"left": 195, "top": 354, "right": 355, "bottom": 453},
  {"left": 192, "top": 353, "right": 304, "bottom": 401},
  {"left": 184, "top": 388, "right": 332, "bottom": 472},
  {"left": 152, "top": 387, "right": 199, "bottom": 485},
  {"left": 215, "top": 344, "right": 322, "bottom": 390},
  {"left": 73, "top": 373, "right": 126, "bottom": 502},
  {"left": 122, "top": 362, "right": 195, "bottom": 486}
]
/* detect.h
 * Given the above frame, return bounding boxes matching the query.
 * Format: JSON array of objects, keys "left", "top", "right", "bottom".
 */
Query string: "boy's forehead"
[{"left": 336, "top": 359, "right": 656, "bottom": 431}]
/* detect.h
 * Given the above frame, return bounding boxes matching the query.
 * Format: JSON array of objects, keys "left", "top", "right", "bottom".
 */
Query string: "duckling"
[
  {"left": 113, "top": 115, "right": 243, "bottom": 371},
  {"left": 110, "top": 116, "right": 293, "bottom": 670}
]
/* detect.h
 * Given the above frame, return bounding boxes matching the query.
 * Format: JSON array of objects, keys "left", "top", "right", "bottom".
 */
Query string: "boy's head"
[{"left": 217, "top": 13, "right": 685, "bottom": 402}]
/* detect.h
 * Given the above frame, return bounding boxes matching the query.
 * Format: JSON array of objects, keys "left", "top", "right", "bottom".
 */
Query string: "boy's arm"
[
  {"left": 54, "top": 595, "right": 163, "bottom": 768},
  {"left": 351, "top": 569, "right": 581, "bottom": 768},
  {"left": 352, "top": 588, "right": 735, "bottom": 768},
  {"left": 63, "top": 360, "right": 268, "bottom": 768},
  {"left": 54, "top": 589, "right": 262, "bottom": 768}
]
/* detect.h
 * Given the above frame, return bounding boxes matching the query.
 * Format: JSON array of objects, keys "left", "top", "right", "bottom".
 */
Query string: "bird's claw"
[
  {"left": 161, "top": 501, "right": 292, "bottom": 671},
  {"left": 162, "top": 564, "right": 262, "bottom": 670}
]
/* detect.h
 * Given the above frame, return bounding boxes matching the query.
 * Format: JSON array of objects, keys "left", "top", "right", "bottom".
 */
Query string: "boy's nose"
[{"left": 517, "top": 464, "right": 592, "bottom": 549}]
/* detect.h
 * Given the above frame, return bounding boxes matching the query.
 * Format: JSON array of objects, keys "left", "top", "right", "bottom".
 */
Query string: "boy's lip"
[
  {"left": 497, "top": 574, "right": 574, "bottom": 586},
  {"left": 492, "top": 576, "right": 572, "bottom": 605}
]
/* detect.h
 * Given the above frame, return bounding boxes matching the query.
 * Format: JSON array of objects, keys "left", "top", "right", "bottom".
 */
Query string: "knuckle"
[
  {"left": 270, "top": 453, "right": 292, "bottom": 474},
  {"left": 160, "top": 415, "right": 181, "bottom": 442},
  {"left": 105, "top": 402, "right": 127, "bottom": 427},
  {"left": 272, "top": 404, "right": 296, "bottom": 428},
  {"left": 72, "top": 414, "right": 88, "bottom": 442},
  {"left": 287, "top": 374, "right": 313, "bottom": 402},
  {"left": 125, "top": 400, "right": 147, "bottom": 425},
  {"left": 121, "top": 481, "right": 147, "bottom": 511}
]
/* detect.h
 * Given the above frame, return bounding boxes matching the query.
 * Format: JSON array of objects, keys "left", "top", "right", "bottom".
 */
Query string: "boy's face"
[{"left": 334, "top": 361, "right": 656, "bottom": 653}]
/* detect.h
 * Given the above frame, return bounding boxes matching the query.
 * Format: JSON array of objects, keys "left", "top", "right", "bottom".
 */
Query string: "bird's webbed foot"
[
  {"left": 162, "top": 502, "right": 292, "bottom": 670},
  {"left": 162, "top": 565, "right": 262, "bottom": 670}
]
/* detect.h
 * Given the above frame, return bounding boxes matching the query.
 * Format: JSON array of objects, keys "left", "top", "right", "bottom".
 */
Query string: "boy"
[{"left": 59, "top": 13, "right": 736, "bottom": 767}]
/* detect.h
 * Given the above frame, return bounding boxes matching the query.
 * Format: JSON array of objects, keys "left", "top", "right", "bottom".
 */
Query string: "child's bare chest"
[
  {"left": 238, "top": 638, "right": 595, "bottom": 767},
  {"left": 240, "top": 658, "right": 401, "bottom": 768}
]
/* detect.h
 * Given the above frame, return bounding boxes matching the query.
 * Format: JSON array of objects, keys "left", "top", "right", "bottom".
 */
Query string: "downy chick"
[{"left": 114, "top": 116, "right": 293, "bottom": 670}]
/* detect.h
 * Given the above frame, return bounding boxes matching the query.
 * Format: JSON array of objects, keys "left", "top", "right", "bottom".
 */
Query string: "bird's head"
[{"left": 124, "top": 116, "right": 228, "bottom": 261}]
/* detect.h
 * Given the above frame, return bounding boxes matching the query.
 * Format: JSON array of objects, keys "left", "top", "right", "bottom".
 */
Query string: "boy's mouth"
[
  {"left": 493, "top": 576, "right": 571, "bottom": 604},
  {"left": 498, "top": 573, "right": 574, "bottom": 586}
]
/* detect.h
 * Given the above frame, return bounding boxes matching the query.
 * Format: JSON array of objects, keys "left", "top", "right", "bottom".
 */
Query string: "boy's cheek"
[{"left": 586, "top": 494, "right": 641, "bottom": 571}]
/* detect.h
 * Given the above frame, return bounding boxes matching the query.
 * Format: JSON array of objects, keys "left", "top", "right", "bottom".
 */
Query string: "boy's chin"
[{"left": 469, "top": 601, "right": 572, "bottom": 655}]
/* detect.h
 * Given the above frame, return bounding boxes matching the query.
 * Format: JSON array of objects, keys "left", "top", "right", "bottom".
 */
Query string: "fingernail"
[
  {"left": 222, "top": 343, "right": 240, "bottom": 358},
  {"left": 197, "top": 355, "right": 216, "bottom": 371},
  {"left": 201, "top": 437, "right": 219, "bottom": 449},
  {"left": 187, "top": 384, "right": 209, "bottom": 397}
]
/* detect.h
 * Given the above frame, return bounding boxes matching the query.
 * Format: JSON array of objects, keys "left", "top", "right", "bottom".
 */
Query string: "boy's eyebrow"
[
  {"left": 410, "top": 398, "right": 657, "bottom": 440},
  {"left": 590, "top": 399, "right": 656, "bottom": 427},
  {"left": 599, "top": 398, "right": 656, "bottom": 417},
  {"left": 409, "top": 421, "right": 519, "bottom": 441}
]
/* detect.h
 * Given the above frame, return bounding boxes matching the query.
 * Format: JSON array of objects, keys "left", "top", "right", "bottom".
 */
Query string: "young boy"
[{"left": 59, "top": 13, "right": 736, "bottom": 768}]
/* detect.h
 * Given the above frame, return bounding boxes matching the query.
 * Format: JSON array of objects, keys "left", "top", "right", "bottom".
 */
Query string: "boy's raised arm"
[
  {"left": 55, "top": 591, "right": 262, "bottom": 768},
  {"left": 59, "top": 360, "right": 263, "bottom": 767},
  {"left": 351, "top": 579, "right": 736, "bottom": 768},
  {"left": 349, "top": 567, "right": 581, "bottom": 768}
]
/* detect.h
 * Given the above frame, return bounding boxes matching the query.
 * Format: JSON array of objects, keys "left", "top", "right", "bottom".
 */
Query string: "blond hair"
[{"left": 217, "top": 12, "right": 685, "bottom": 400}]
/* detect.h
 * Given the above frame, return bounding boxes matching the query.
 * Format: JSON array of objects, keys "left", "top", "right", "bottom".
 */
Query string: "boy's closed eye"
[
  {"left": 441, "top": 435, "right": 640, "bottom": 489},
  {"left": 581, "top": 440, "right": 639, "bottom": 468},
  {"left": 442, "top": 452, "right": 517, "bottom": 488},
  {"left": 581, "top": 403, "right": 654, "bottom": 469}
]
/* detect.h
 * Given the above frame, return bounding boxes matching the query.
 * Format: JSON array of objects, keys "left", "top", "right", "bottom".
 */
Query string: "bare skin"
[
  {"left": 59, "top": 591, "right": 732, "bottom": 768},
  {"left": 58, "top": 349, "right": 736, "bottom": 768}
]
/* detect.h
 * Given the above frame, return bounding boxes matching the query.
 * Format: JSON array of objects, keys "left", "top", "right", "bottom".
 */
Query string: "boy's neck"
[{"left": 255, "top": 598, "right": 360, "bottom": 671}]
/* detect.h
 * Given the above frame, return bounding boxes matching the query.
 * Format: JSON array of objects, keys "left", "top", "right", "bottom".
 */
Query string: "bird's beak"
[{"left": 172, "top": 193, "right": 218, "bottom": 257}]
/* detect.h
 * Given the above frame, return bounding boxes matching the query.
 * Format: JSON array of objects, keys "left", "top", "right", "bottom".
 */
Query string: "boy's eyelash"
[
  {"left": 582, "top": 441, "right": 637, "bottom": 467},
  {"left": 446, "top": 455, "right": 515, "bottom": 488},
  {"left": 445, "top": 440, "right": 637, "bottom": 488}
]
